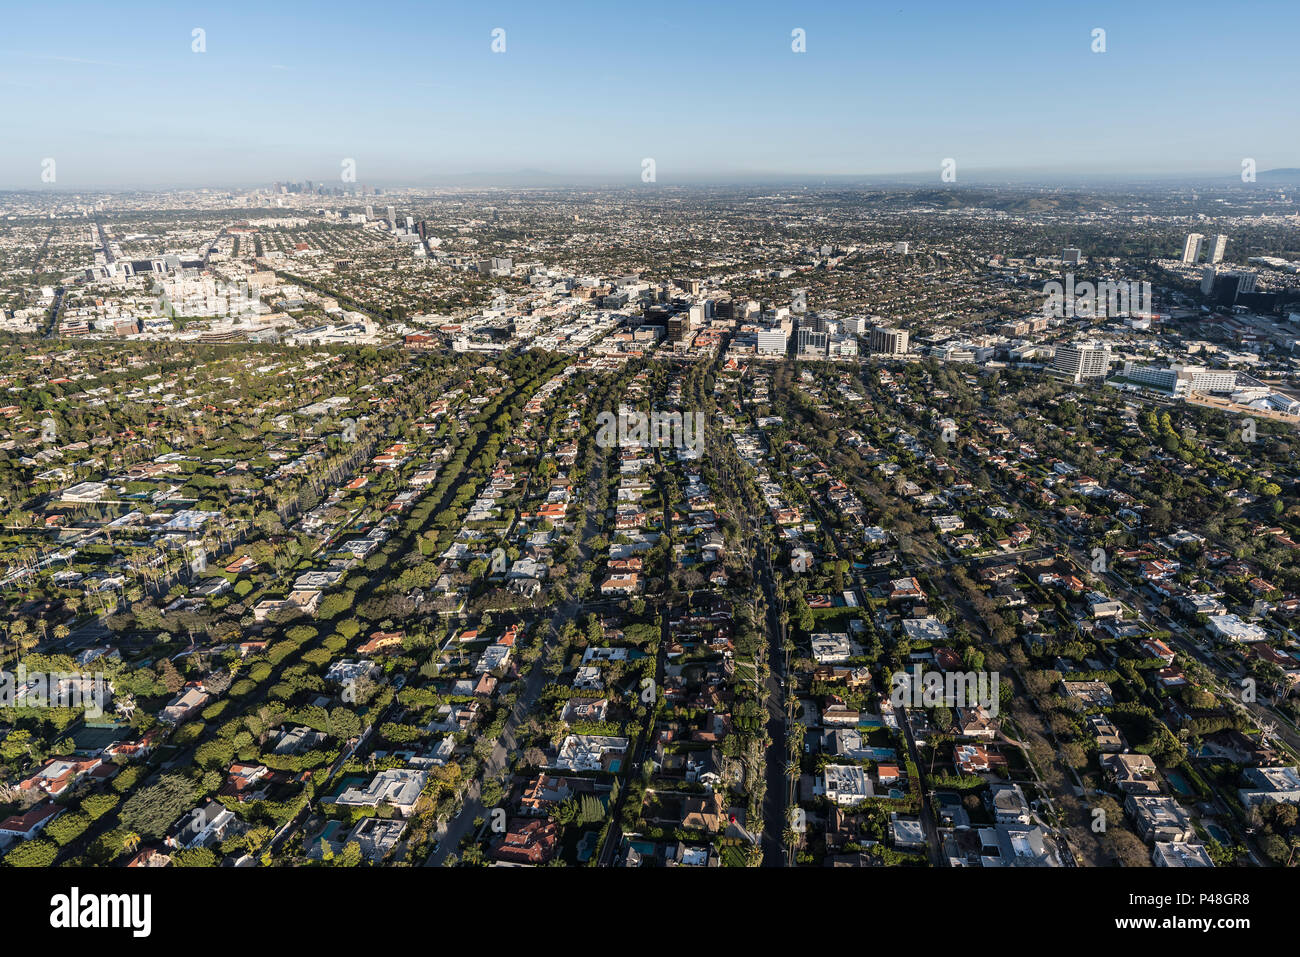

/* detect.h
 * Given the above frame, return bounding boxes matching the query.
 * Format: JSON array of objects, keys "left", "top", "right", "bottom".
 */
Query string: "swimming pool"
[
  {"left": 1165, "top": 770, "right": 1193, "bottom": 795},
  {"left": 1204, "top": 822, "right": 1230, "bottom": 844}
]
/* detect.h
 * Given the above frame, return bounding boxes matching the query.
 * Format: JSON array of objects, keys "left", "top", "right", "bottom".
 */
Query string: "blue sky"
[{"left": 1, "top": 0, "right": 1296, "bottom": 188}]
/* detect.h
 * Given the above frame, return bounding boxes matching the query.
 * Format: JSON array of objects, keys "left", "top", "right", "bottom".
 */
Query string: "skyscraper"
[
  {"left": 1207, "top": 234, "right": 1228, "bottom": 264},
  {"left": 1181, "top": 233, "right": 1204, "bottom": 264}
]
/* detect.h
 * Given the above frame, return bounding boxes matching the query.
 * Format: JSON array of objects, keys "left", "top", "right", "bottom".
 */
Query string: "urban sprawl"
[{"left": 0, "top": 180, "right": 1299, "bottom": 870}]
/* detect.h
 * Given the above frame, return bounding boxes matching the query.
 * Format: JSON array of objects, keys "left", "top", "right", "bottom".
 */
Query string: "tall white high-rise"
[
  {"left": 1053, "top": 341, "right": 1112, "bottom": 383},
  {"left": 1207, "top": 234, "right": 1228, "bottom": 264},
  {"left": 756, "top": 327, "right": 788, "bottom": 355},
  {"left": 1181, "top": 233, "right": 1204, "bottom": 264}
]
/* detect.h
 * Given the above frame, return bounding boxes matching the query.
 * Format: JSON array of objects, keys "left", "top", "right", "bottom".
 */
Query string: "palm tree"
[{"left": 8, "top": 619, "right": 28, "bottom": 661}]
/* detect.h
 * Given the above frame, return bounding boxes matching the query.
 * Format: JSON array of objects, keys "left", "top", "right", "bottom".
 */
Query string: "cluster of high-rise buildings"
[
  {"left": 1181, "top": 232, "right": 1229, "bottom": 265},
  {"left": 718, "top": 299, "right": 911, "bottom": 362},
  {"left": 1179, "top": 232, "right": 1269, "bottom": 307}
]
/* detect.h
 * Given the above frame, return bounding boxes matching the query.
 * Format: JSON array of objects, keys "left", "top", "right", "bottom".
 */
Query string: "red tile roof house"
[
  {"left": 219, "top": 763, "right": 273, "bottom": 803},
  {"left": 600, "top": 572, "right": 641, "bottom": 595},
  {"left": 492, "top": 818, "right": 559, "bottom": 865},
  {"left": 105, "top": 728, "right": 166, "bottom": 761},
  {"left": 126, "top": 847, "right": 173, "bottom": 867},
  {"left": 358, "top": 630, "right": 405, "bottom": 655},
  {"left": 889, "top": 577, "right": 925, "bottom": 601},
  {"left": 1140, "top": 638, "right": 1177, "bottom": 665},
  {"left": 0, "top": 802, "right": 63, "bottom": 841},
  {"left": 19, "top": 757, "right": 104, "bottom": 798},
  {"left": 1156, "top": 666, "right": 1189, "bottom": 688},
  {"left": 876, "top": 764, "right": 902, "bottom": 785}
]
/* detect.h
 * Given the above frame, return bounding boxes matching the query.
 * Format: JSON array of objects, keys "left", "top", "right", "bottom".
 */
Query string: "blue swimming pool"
[{"left": 1204, "top": 822, "right": 1230, "bottom": 844}]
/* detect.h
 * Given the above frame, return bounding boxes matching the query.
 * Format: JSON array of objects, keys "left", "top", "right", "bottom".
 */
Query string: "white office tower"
[
  {"left": 405, "top": 216, "right": 414, "bottom": 231},
  {"left": 1201, "top": 267, "right": 1217, "bottom": 295},
  {"left": 1054, "top": 341, "right": 1112, "bottom": 383},
  {"left": 756, "top": 326, "right": 788, "bottom": 355},
  {"left": 1181, "top": 233, "right": 1204, "bottom": 264},
  {"left": 365, "top": 205, "right": 374, "bottom": 220},
  {"left": 1208, "top": 234, "right": 1228, "bottom": 264},
  {"left": 1062, "top": 247, "right": 1082, "bottom": 265},
  {"left": 386, "top": 205, "right": 397, "bottom": 229},
  {"left": 869, "top": 326, "right": 909, "bottom": 356}
]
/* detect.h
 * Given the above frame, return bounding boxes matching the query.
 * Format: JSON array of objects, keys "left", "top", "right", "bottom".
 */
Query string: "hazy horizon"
[{"left": 5, "top": 164, "right": 1300, "bottom": 196}]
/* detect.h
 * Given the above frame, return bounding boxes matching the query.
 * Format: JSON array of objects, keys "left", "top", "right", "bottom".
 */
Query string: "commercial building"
[
  {"left": 869, "top": 326, "right": 909, "bottom": 356},
  {"left": 756, "top": 326, "right": 788, "bottom": 355},
  {"left": 1117, "top": 362, "right": 1239, "bottom": 396},
  {"left": 797, "top": 326, "right": 828, "bottom": 355},
  {"left": 1053, "top": 341, "right": 1111, "bottom": 382}
]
